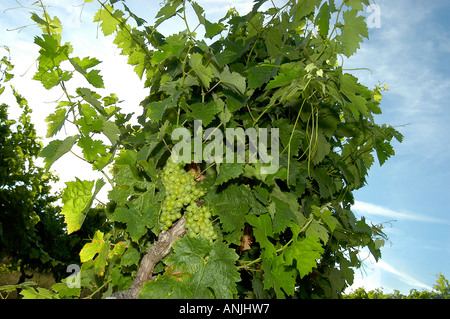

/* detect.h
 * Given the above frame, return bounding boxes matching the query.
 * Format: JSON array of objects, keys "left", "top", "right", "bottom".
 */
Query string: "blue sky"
[{"left": 1, "top": 0, "right": 449, "bottom": 294}]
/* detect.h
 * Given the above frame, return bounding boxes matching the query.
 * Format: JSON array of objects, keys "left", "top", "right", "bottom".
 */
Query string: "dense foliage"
[{"left": 2, "top": 0, "right": 405, "bottom": 299}]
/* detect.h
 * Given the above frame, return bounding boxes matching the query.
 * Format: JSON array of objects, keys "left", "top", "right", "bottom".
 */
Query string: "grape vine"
[{"left": 4, "top": 0, "right": 403, "bottom": 299}]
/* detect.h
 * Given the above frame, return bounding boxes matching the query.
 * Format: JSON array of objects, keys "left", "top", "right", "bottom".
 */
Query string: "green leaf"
[
  {"left": 146, "top": 96, "right": 178, "bottom": 123},
  {"left": 337, "top": 9, "right": 369, "bottom": 57},
  {"left": 101, "top": 118, "right": 121, "bottom": 145},
  {"left": 305, "top": 219, "right": 329, "bottom": 244},
  {"left": 265, "top": 66, "right": 303, "bottom": 90},
  {"left": 33, "top": 69, "right": 72, "bottom": 90},
  {"left": 34, "top": 34, "right": 67, "bottom": 67},
  {"left": 51, "top": 282, "right": 81, "bottom": 299},
  {"left": 188, "top": 53, "right": 214, "bottom": 89},
  {"left": 311, "top": 205, "right": 340, "bottom": 233},
  {"left": 291, "top": 0, "right": 320, "bottom": 21},
  {"left": 189, "top": 101, "right": 222, "bottom": 126},
  {"left": 85, "top": 69, "right": 104, "bottom": 88},
  {"left": 261, "top": 253, "right": 297, "bottom": 298},
  {"left": 76, "top": 87, "right": 107, "bottom": 116},
  {"left": 109, "top": 162, "right": 158, "bottom": 240},
  {"left": 284, "top": 236, "right": 324, "bottom": 278},
  {"left": 246, "top": 213, "right": 276, "bottom": 254},
  {"left": 93, "top": 4, "right": 124, "bottom": 36},
  {"left": 45, "top": 108, "right": 67, "bottom": 137},
  {"left": 316, "top": 2, "right": 330, "bottom": 38},
  {"left": 344, "top": 0, "right": 370, "bottom": 11},
  {"left": 204, "top": 20, "right": 227, "bottom": 38},
  {"left": 311, "top": 129, "right": 331, "bottom": 165},
  {"left": 216, "top": 66, "right": 246, "bottom": 95},
  {"left": 191, "top": 1, "right": 226, "bottom": 38},
  {"left": 340, "top": 73, "right": 369, "bottom": 118},
  {"left": 69, "top": 56, "right": 102, "bottom": 74},
  {"left": 208, "top": 184, "right": 264, "bottom": 244},
  {"left": 120, "top": 247, "right": 141, "bottom": 267},
  {"left": 269, "top": 197, "right": 298, "bottom": 234},
  {"left": 61, "top": 178, "right": 105, "bottom": 234},
  {"left": 77, "top": 136, "right": 107, "bottom": 162},
  {"left": 20, "top": 287, "right": 56, "bottom": 299},
  {"left": 247, "top": 65, "right": 277, "bottom": 89},
  {"left": 215, "top": 162, "right": 245, "bottom": 185},
  {"left": 154, "top": 0, "right": 183, "bottom": 28},
  {"left": 40, "top": 135, "right": 79, "bottom": 169},
  {"left": 167, "top": 236, "right": 241, "bottom": 298}
]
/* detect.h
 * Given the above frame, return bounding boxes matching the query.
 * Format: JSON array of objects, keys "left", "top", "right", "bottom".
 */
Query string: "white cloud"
[
  {"left": 346, "top": 249, "right": 434, "bottom": 294},
  {"left": 352, "top": 201, "right": 450, "bottom": 225},
  {"left": 376, "top": 259, "right": 433, "bottom": 291},
  {"left": 345, "top": 0, "right": 450, "bottom": 163}
]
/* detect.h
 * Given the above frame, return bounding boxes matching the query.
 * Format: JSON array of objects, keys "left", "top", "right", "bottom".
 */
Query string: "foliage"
[
  {"left": 8, "top": 0, "right": 404, "bottom": 299},
  {"left": 344, "top": 273, "right": 450, "bottom": 299},
  {"left": 0, "top": 46, "right": 108, "bottom": 284}
]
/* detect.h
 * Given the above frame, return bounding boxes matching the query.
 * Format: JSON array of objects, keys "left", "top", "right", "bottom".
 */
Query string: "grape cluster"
[{"left": 160, "top": 156, "right": 217, "bottom": 241}]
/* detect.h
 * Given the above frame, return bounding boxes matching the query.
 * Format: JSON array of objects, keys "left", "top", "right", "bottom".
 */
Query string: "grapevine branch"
[{"left": 108, "top": 217, "right": 187, "bottom": 299}]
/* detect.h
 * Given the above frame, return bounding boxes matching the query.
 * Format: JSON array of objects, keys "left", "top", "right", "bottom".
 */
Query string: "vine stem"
[{"left": 82, "top": 279, "right": 111, "bottom": 299}]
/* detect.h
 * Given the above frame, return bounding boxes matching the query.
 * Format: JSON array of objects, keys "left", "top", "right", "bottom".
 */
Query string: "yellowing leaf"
[
  {"left": 79, "top": 230, "right": 110, "bottom": 276},
  {"left": 61, "top": 178, "right": 105, "bottom": 234}
]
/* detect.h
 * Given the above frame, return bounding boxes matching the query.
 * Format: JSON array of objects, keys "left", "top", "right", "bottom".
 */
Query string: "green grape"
[{"left": 159, "top": 155, "right": 217, "bottom": 241}]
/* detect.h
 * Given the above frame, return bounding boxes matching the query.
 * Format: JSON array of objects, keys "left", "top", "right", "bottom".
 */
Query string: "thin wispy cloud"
[
  {"left": 346, "top": 0, "right": 450, "bottom": 163},
  {"left": 348, "top": 249, "right": 434, "bottom": 293},
  {"left": 352, "top": 201, "right": 450, "bottom": 226},
  {"left": 376, "top": 260, "right": 433, "bottom": 291}
]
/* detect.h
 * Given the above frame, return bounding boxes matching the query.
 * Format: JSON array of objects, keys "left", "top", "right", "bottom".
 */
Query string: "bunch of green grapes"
[{"left": 159, "top": 156, "right": 217, "bottom": 241}]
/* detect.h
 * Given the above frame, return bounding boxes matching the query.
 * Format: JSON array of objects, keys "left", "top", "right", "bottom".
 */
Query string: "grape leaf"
[
  {"left": 154, "top": 0, "right": 183, "bottom": 28},
  {"left": 120, "top": 247, "right": 141, "bottom": 267},
  {"left": 284, "top": 236, "right": 324, "bottom": 278},
  {"left": 76, "top": 87, "right": 107, "bottom": 116},
  {"left": 188, "top": 53, "right": 214, "bottom": 89},
  {"left": 77, "top": 136, "right": 107, "bottom": 162},
  {"left": 216, "top": 66, "right": 246, "bottom": 95},
  {"left": 215, "top": 162, "right": 245, "bottom": 185},
  {"left": 345, "top": 0, "right": 370, "bottom": 11},
  {"left": 189, "top": 101, "right": 222, "bottom": 126},
  {"left": 109, "top": 164, "right": 159, "bottom": 240},
  {"left": 340, "top": 73, "right": 370, "bottom": 119},
  {"left": 167, "top": 236, "right": 241, "bottom": 299},
  {"left": 146, "top": 96, "right": 177, "bottom": 123},
  {"left": 79, "top": 230, "right": 110, "bottom": 276},
  {"left": 191, "top": 1, "right": 226, "bottom": 38},
  {"left": 337, "top": 9, "right": 369, "bottom": 57},
  {"left": 246, "top": 213, "right": 276, "bottom": 255},
  {"left": 316, "top": 2, "right": 330, "bottom": 38},
  {"left": 93, "top": 4, "right": 124, "bottom": 36},
  {"left": 40, "top": 135, "right": 79, "bottom": 169},
  {"left": 261, "top": 253, "right": 297, "bottom": 298},
  {"left": 247, "top": 65, "right": 277, "bottom": 89},
  {"left": 312, "top": 205, "right": 340, "bottom": 233},
  {"left": 45, "top": 108, "right": 67, "bottom": 137},
  {"left": 85, "top": 69, "right": 104, "bottom": 88},
  {"left": 61, "top": 178, "right": 105, "bottom": 234},
  {"left": 306, "top": 219, "right": 329, "bottom": 244},
  {"left": 269, "top": 197, "right": 298, "bottom": 234}
]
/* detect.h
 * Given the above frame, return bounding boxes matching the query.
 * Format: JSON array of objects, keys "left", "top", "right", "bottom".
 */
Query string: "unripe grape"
[{"left": 159, "top": 155, "right": 217, "bottom": 240}]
